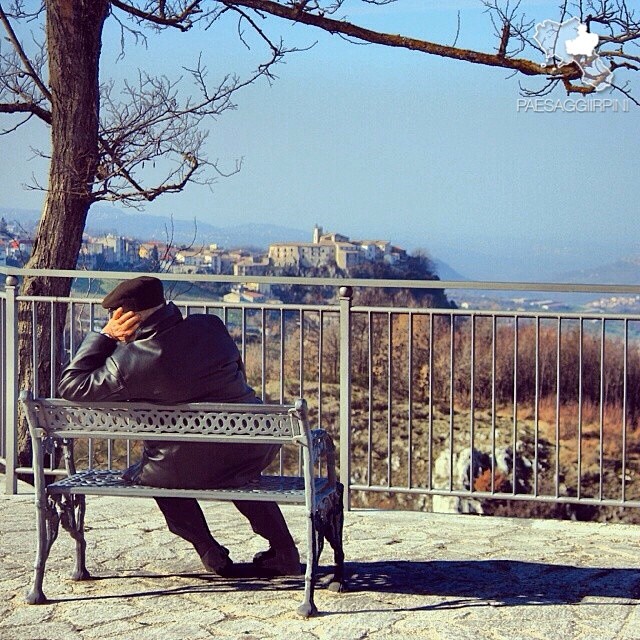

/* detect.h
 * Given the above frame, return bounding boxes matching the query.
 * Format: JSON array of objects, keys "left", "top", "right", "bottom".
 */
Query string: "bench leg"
[
  {"left": 26, "top": 495, "right": 60, "bottom": 604},
  {"left": 322, "top": 484, "right": 345, "bottom": 592},
  {"left": 58, "top": 495, "right": 90, "bottom": 581},
  {"left": 317, "top": 484, "right": 346, "bottom": 593},
  {"left": 297, "top": 485, "right": 347, "bottom": 616},
  {"left": 297, "top": 510, "right": 319, "bottom": 618}
]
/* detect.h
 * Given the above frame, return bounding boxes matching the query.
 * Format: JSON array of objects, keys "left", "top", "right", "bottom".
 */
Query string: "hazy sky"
[{"left": 0, "top": 1, "right": 637, "bottom": 280}]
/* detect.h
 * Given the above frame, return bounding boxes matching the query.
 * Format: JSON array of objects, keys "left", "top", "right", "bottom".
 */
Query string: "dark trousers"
[{"left": 155, "top": 497, "right": 295, "bottom": 557}]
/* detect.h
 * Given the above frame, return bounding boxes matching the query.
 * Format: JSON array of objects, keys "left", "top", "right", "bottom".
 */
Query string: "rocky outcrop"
[{"left": 432, "top": 444, "right": 534, "bottom": 515}]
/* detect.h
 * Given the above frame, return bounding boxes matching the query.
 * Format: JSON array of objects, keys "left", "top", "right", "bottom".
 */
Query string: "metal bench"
[{"left": 20, "top": 390, "right": 345, "bottom": 617}]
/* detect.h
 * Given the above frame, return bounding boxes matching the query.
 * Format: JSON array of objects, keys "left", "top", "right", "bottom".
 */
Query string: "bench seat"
[{"left": 48, "top": 469, "right": 334, "bottom": 503}]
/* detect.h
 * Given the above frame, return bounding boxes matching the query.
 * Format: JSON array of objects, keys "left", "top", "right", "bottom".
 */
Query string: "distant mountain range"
[
  {"left": 432, "top": 259, "right": 468, "bottom": 282},
  {"left": 0, "top": 205, "right": 310, "bottom": 249},
  {"left": 85, "top": 207, "right": 314, "bottom": 248},
  {"left": 555, "top": 256, "right": 640, "bottom": 286}
]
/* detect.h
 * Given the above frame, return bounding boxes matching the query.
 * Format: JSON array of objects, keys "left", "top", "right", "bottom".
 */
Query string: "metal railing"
[
  {"left": 344, "top": 304, "right": 640, "bottom": 516},
  {"left": 2, "top": 266, "right": 640, "bottom": 520}
]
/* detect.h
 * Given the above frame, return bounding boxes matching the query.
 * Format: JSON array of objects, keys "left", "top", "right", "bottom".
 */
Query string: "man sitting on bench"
[{"left": 58, "top": 276, "right": 301, "bottom": 577}]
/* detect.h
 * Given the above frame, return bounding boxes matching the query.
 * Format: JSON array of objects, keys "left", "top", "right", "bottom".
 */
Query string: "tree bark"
[{"left": 17, "top": 0, "right": 109, "bottom": 468}]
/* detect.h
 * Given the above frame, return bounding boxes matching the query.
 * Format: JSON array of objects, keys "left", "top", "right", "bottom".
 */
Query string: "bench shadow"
[
  {"left": 340, "top": 560, "right": 640, "bottom": 612},
  {"left": 46, "top": 560, "right": 640, "bottom": 611},
  {"left": 45, "top": 562, "right": 307, "bottom": 604}
]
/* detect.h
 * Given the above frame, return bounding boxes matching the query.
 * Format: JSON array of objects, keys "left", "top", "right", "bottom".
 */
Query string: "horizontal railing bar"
[
  {"left": 350, "top": 305, "right": 640, "bottom": 321},
  {"left": 349, "top": 484, "right": 640, "bottom": 508},
  {"left": 3, "top": 266, "right": 640, "bottom": 295},
  {"left": 15, "top": 467, "right": 68, "bottom": 478},
  {"left": 14, "top": 294, "right": 340, "bottom": 314},
  {"left": 11, "top": 295, "right": 640, "bottom": 322},
  {"left": 11, "top": 471, "right": 640, "bottom": 508}
]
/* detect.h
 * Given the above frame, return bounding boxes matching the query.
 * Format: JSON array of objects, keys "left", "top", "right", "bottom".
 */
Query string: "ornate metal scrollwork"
[
  {"left": 35, "top": 402, "right": 297, "bottom": 438},
  {"left": 44, "top": 496, "right": 61, "bottom": 555},
  {"left": 313, "top": 483, "right": 345, "bottom": 592},
  {"left": 53, "top": 493, "right": 89, "bottom": 581}
]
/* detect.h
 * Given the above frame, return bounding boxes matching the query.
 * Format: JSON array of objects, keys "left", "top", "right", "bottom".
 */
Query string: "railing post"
[
  {"left": 338, "top": 285, "right": 352, "bottom": 510},
  {"left": 5, "top": 275, "right": 19, "bottom": 494}
]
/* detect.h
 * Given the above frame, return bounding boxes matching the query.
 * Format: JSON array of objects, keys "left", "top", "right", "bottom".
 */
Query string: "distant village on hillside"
[
  {"left": 0, "top": 220, "right": 412, "bottom": 305},
  {"left": 0, "top": 220, "right": 406, "bottom": 269}
]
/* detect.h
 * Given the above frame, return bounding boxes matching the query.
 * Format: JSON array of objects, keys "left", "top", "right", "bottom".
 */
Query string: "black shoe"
[
  {"left": 121, "top": 460, "right": 143, "bottom": 484},
  {"left": 253, "top": 546, "right": 302, "bottom": 576},
  {"left": 201, "top": 543, "right": 233, "bottom": 576}
]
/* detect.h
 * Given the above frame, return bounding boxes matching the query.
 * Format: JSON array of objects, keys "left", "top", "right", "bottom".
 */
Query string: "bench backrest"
[{"left": 20, "top": 391, "right": 310, "bottom": 446}]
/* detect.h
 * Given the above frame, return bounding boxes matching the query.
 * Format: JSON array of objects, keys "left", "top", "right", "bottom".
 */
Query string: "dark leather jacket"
[{"left": 58, "top": 302, "right": 278, "bottom": 489}]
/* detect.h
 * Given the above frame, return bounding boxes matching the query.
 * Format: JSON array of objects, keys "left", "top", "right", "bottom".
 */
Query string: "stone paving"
[{"left": 1, "top": 474, "right": 640, "bottom": 640}]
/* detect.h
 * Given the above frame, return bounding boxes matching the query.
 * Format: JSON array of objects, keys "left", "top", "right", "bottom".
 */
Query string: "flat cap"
[{"left": 102, "top": 276, "right": 165, "bottom": 312}]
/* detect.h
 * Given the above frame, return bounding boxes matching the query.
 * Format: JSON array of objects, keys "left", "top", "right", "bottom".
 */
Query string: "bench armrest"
[{"left": 310, "top": 429, "right": 337, "bottom": 488}]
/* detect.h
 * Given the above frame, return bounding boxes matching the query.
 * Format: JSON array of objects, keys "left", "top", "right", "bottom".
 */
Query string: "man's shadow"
[{"left": 49, "top": 560, "right": 640, "bottom": 612}]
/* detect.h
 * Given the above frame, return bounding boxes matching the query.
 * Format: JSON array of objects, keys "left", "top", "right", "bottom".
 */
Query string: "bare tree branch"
[
  {"left": 0, "top": 1, "right": 44, "bottom": 21},
  {"left": 562, "top": 77, "right": 597, "bottom": 94},
  {"left": 0, "top": 2, "right": 50, "bottom": 100},
  {"left": 0, "top": 109, "right": 32, "bottom": 134},
  {"left": 0, "top": 101, "right": 50, "bottom": 123},
  {"left": 610, "top": 77, "right": 640, "bottom": 105},
  {"left": 498, "top": 20, "right": 510, "bottom": 57},
  {"left": 209, "top": 0, "right": 639, "bottom": 99},
  {"left": 229, "top": 3, "right": 281, "bottom": 58},
  {"left": 0, "top": 2, "right": 51, "bottom": 130},
  {"left": 111, "top": 0, "right": 204, "bottom": 31},
  {"left": 221, "top": 0, "right": 584, "bottom": 82},
  {"left": 91, "top": 55, "right": 266, "bottom": 205},
  {"left": 452, "top": 11, "right": 461, "bottom": 49},
  {"left": 478, "top": 0, "right": 639, "bottom": 96}
]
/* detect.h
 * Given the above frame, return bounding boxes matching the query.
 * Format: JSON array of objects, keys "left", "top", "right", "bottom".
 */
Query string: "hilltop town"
[
  {"left": 1, "top": 220, "right": 406, "bottom": 270},
  {"left": 0, "top": 219, "right": 421, "bottom": 304}
]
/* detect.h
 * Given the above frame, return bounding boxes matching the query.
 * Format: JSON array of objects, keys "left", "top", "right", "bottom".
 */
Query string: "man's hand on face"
[{"left": 101, "top": 307, "right": 141, "bottom": 343}]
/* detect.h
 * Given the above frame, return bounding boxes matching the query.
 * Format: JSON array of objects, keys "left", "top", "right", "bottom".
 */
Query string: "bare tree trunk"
[{"left": 16, "top": 0, "right": 109, "bottom": 469}]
